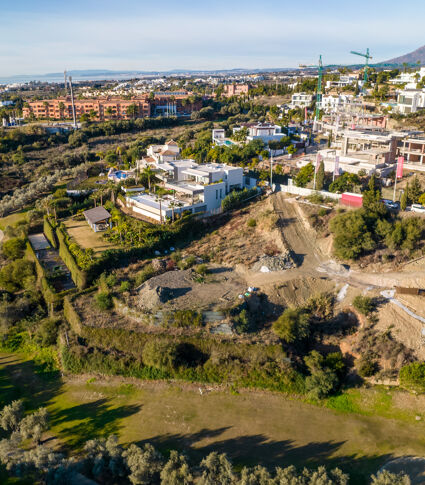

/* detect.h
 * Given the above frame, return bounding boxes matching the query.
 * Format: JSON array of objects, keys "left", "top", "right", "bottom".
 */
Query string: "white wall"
[{"left": 202, "top": 182, "right": 226, "bottom": 210}]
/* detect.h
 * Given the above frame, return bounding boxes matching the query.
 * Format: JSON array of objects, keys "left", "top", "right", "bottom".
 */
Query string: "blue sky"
[{"left": 1, "top": 0, "right": 424, "bottom": 76}]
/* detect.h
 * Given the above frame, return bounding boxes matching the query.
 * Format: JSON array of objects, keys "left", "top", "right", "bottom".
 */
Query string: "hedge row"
[
  {"left": 25, "top": 242, "right": 74, "bottom": 306},
  {"left": 43, "top": 216, "right": 58, "bottom": 248},
  {"left": 56, "top": 226, "right": 88, "bottom": 289}
]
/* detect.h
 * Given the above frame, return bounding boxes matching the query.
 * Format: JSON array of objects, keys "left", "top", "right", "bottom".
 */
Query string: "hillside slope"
[{"left": 382, "top": 45, "right": 425, "bottom": 65}]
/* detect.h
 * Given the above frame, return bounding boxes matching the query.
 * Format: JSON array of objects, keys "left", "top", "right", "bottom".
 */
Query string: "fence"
[{"left": 276, "top": 180, "right": 342, "bottom": 201}]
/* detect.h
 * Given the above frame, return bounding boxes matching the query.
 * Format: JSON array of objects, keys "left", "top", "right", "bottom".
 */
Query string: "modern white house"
[
  {"left": 396, "top": 89, "right": 425, "bottom": 114},
  {"left": 212, "top": 128, "right": 236, "bottom": 146},
  {"left": 127, "top": 152, "right": 246, "bottom": 222},
  {"left": 325, "top": 75, "right": 360, "bottom": 89},
  {"left": 392, "top": 67, "right": 425, "bottom": 85},
  {"left": 233, "top": 123, "right": 284, "bottom": 143},
  {"left": 289, "top": 93, "right": 315, "bottom": 109},
  {"left": 319, "top": 94, "right": 358, "bottom": 113}
]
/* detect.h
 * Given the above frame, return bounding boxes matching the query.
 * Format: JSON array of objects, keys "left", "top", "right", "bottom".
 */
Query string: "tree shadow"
[
  {"left": 0, "top": 354, "right": 62, "bottom": 411},
  {"left": 50, "top": 399, "right": 141, "bottom": 450},
  {"left": 136, "top": 427, "right": 393, "bottom": 484}
]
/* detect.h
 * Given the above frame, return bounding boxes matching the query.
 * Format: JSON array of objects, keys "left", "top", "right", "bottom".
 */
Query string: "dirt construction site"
[{"left": 173, "top": 192, "right": 425, "bottom": 361}]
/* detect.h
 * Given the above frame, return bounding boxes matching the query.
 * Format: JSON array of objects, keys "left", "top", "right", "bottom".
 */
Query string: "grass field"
[
  {"left": 63, "top": 218, "right": 119, "bottom": 255},
  {"left": 1, "top": 353, "right": 425, "bottom": 484},
  {"left": 0, "top": 211, "right": 29, "bottom": 230}
]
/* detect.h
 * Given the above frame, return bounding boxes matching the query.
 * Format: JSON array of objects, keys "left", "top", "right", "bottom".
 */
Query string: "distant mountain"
[{"left": 380, "top": 45, "right": 425, "bottom": 66}]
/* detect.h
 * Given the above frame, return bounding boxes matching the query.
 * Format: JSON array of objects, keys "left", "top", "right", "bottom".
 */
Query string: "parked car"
[
  {"left": 382, "top": 199, "right": 399, "bottom": 210},
  {"left": 410, "top": 204, "right": 425, "bottom": 213}
]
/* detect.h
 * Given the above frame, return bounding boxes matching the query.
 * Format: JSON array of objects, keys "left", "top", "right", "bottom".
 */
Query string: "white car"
[{"left": 410, "top": 204, "right": 425, "bottom": 213}]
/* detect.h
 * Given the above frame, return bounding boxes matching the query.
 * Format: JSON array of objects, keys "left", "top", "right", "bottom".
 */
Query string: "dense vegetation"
[{"left": 330, "top": 176, "right": 424, "bottom": 260}]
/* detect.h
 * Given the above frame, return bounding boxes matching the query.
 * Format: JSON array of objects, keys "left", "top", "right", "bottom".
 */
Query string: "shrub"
[
  {"left": 35, "top": 318, "right": 60, "bottom": 346},
  {"left": 358, "top": 356, "right": 378, "bottom": 378},
  {"left": 247, "top": 218, "right": 257, "bottom": 228},
  {"left": 194, "top": 264, "right": 208, "bottom": 276},
  {"left": 272, "top": 307, "right": 310, "bottom": 343},
  {"left": 119, "top": 280, "right": 132, "bottom": 292},
  {"left": 142, "top": 340, "right": 180, "bottom": 371},
  {"left": 95, "top": 292, "right": 113, "bottom": 311},
  {"left": 399, "top": 362, "right": 425, "bottom": 392},
  {"left": 178, "top": 255, "right": 196, "bottom": 270},
  {"left": 134, "top": 264, "right": 156, "bottom": 287},
  {"left": 352, "top": 295, "right": 374, "bottom": 315},
  {"left": 221, "top": 187, "right": 258, "bottom": 211},
  {"left": 2, "top": 237, "right": 26, "bottom": 260},
  {"left": 0, "top": 259, "right": 35, "bottom": 292}
]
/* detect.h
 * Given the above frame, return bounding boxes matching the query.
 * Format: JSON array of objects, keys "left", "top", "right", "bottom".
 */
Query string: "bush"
[
  {"left": 247, "top": 218, "right": 257, "bottom": 228},
  {"left": 35, "top": 318, "right": 60, "bottom": 346},
  {"left": 272, "top": 308, "right": 310, "bottom": 343},
  {"left": 358, "top": 356, "right": 377, "bottom": 378},
  {"left": 2, "top": 237, "right": 26, "bottom": 260},
  {"left": 95, "top": 292, "right": 113, "bottom": 311},
  {"left": 142, "top": 340, "right": 180, "bottom": 371},
  {"left": 352, "top": 295, "right": 374, "bottom": 315},
  {"left": 221, "top": 187, "right": 258, "bottom": 211},
  {"left": 134, "top": 264, "right": 156, "bottom": 287},
  {"left": 178, "top": 255, "right": 196, "bottom": 270},
  {"left": 194, "top": 264, "right": 208, "bottom": 276},
  {"left": 119, "top": 280, "right": 132, "bottom": 292},
  {"left": 399, "top": 361, "right": 425, "bottom": 392},
  {"left": 0, "top": 259, "right": 35, "bottom": 292}
]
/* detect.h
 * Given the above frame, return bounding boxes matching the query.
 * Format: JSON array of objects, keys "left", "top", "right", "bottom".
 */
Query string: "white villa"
[
  {"left": 233, "top": 123, "right": 283, "bottom": 143},
  {"left": 130, "top": 143, "right": 248, "bottom": 222}
]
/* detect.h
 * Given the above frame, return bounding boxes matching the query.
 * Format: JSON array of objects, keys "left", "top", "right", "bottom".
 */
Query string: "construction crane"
[
  {"left": 350, "top": 48, "right": 373, "bottom": 85},
  {"left": 300, "top": 55, "right": 324, "bottom": 121}
]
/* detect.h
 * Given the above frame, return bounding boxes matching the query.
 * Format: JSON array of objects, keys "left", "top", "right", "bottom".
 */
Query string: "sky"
[{"left": 1, "top": 0, "right": 425, "bottom": 76}]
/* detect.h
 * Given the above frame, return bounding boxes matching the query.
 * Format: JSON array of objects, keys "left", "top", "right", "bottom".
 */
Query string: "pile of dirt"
[
  {"left": 134, "top": 266, "right": 246, "bottom": 312},
  {"left": 251, "top": 253, "right": 294, "bottom": 272}
]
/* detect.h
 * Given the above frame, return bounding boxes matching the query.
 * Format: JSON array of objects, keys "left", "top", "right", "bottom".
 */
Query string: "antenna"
[{"left": 68, "top": 76, "right": 77, "bottom": 129}]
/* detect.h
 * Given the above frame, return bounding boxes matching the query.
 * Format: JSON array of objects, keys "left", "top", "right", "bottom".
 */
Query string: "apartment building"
[
  {"left": 222, "top": 84, "right": 250, "bottom": 97},
  {"left": 23, "top": 97, "right": 151, "bottom": 121},
  {"left": 22, "top": 92, "right": 202, "bottom": 121},
  {"left": 289, "top": 93, "right": 314, "bottom": 108}
]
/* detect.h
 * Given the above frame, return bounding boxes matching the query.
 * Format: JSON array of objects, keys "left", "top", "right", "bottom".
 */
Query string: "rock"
[{"left": 151, "top": 258, "right": 167, "bottom": 272}]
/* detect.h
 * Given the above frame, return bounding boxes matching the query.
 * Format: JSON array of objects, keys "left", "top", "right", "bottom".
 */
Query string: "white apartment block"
[{"left": 289, "top": 93, "right": 314, "bottom": 109}]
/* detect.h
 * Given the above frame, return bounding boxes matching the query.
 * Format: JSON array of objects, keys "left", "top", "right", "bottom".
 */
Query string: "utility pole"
[
  {"left": 270, "top": 154, "right": 273, "bottom": 188},
  {"left": 68, "top": 76, "right": 77, "bottom": 129}
]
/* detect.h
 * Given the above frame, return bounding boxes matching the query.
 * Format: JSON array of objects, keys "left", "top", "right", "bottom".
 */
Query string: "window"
[{"left": 216, "top": 190, "right": 218, "bottom": 199}]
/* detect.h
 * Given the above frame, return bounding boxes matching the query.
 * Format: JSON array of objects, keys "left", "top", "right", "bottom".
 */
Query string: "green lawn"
[
  {"left": 0, "top": 211, "right": 29, "bottom": 230},
  {"left": 1, "top": 353, "right": 425, "bottom": 484}
]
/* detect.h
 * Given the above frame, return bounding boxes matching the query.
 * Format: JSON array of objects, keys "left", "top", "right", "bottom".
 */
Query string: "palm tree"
[
  {"left": 43, "top": 101, "right": 50, "bottom": 120},
  {"left": 127, "top": 104, "right": 138, "bottom": 120},
  {"left": 116, "top": 146, "right": 123, "bottom": 168},
  {"left": 58, "top": 102, "right": 65, "bottom": 120},
  {"left": 90, "top": 191, "right": 98, "bottom": 208},
  {"left": 105, "top": 107, "right": 114, "bottom": 120},
  {"left": 143, "top": 165, "right": 155, "bottom": 191}
]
